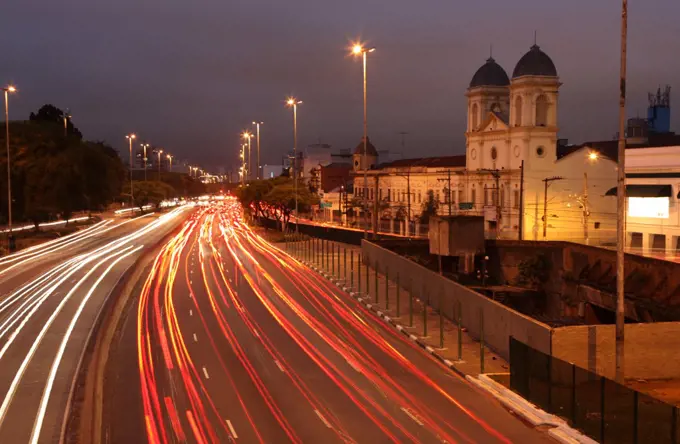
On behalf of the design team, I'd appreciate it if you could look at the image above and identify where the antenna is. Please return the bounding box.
[397,131,409,150]
[534,30,537,46]
[489,44,493,59]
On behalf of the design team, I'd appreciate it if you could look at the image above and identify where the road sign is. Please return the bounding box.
[459,202,474,210]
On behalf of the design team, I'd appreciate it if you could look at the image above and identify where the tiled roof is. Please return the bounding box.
[378,155,466,169]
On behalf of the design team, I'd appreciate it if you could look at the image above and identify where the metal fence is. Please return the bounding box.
[509,337,679,443]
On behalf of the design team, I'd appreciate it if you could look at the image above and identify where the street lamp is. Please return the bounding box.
[125,133,136,208]
[140,143,150,181]
[157,149,164,181]
[166,154,173,174]
[252,121,263,180]
[242,132,253,182]
[351,42,376,238]
[286,97,302,232]
[3,85,16,250]
[63,109,71,137]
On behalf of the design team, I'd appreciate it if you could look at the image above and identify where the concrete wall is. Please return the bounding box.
[362,240,552,359]
[552,322,680,380]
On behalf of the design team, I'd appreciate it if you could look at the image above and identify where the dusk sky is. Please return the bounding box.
[2,0,679,173]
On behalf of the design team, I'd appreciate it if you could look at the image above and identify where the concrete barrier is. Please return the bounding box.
[362,240,552,359]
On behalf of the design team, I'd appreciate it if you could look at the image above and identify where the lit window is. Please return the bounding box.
[628,197,669,219]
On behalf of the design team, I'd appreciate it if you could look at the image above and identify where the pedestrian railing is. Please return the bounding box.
[509,337,679,444]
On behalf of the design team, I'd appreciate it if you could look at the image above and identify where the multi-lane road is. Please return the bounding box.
[102,199,551,443]
[0,207,190,443]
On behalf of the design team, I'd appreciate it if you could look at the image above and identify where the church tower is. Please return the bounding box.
[508,44,561,172]
[466,57,510,133]
[352,136,378,172]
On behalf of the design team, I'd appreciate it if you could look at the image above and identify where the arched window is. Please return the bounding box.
[514,96,523,126]
[470,103,479,130]
[536,95,549,126]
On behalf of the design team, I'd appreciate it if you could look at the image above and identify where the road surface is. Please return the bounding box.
[0,206,190,443]
[103,199,551,443]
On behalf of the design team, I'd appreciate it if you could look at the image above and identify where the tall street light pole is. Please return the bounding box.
[125,133,136,208]
[242,132,253,182]
[352,43,376,239]
[63,109,71,137]
[167,154,173,174]
[141,143,149,181]
[157,149,163,181]
[3,85,16,249]
[286,98,302,232]
[252,121,263,180]
[615,0,628,384]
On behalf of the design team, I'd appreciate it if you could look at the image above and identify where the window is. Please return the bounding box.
[471,103,479,130]
[387,188,391,202]
[536,95,549,126]
[491,147,498,160]
[513,190,520,209]
[458,190,463,204]
[379,189,383,200]
[536,146,545,157]
[370,188,373,200]
[484,186,489,206]
[500,189,505,208]
[514,96,523,126]
[417,190,422,203]
[471,189,476,204]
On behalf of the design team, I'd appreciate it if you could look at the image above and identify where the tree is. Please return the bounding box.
[29,104,82,139]
[262,179,319,230]
[129,181,176,212]
[420,190,439,225]
[515,254,551,291]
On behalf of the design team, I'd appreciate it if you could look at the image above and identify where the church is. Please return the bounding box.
[351,44,618,242]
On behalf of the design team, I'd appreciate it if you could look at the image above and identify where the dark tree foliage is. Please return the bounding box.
[29,104,83,139]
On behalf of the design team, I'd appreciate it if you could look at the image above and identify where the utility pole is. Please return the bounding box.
[583,172,590,244]
[518,160,525,240]
[482,169,502,238]
[615,0,628,384]
[542,176,564,239]
[437,169,453,216]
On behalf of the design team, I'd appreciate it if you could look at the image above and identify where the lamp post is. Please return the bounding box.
[63,109,71,137]
[252,121,263,180]
[157,149,163,181]
[167,154,173,174]
[125,133,136,208]
[3,85,16,249]
[286,98,302,232]
[242,132,253,182]
[352,43,376,238]
[140,143,150,181]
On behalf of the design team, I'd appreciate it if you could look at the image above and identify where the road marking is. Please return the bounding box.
[226,419,238,438]
[202,367,210,379]
[193,333,198,342]
[189,309,193,316]
[314,410,332,428]
[274,360,285,372]
[401,407,424,426]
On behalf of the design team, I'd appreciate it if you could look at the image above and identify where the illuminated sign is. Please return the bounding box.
[628,197,669,219]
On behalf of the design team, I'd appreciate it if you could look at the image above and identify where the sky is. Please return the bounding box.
[2,0,679,173]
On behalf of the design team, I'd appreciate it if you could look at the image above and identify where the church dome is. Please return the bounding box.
[469,57,510,88]
[353,136,378,156]
[512,45,557,78]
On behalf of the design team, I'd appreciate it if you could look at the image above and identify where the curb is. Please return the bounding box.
[466,374,597,444]
[304,260,467,378]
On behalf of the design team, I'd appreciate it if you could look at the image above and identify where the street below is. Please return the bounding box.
[103,199,551,443]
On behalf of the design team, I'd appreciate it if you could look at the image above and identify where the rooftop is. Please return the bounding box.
[378,155,466,169]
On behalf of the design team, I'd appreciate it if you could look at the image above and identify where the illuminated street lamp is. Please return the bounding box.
[242,132,253,182]
[252,121,264,179]
[140,143,150,181]
[286,97,302,232]
[351,42,376,238]
[63,109,71,137]
[3,85,16,249]
[125,133,136,207]
[588,151,599,161]
[157,149,164,181]
[166,154,173,173]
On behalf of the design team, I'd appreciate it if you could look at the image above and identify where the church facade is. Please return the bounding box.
[351,44,618,242]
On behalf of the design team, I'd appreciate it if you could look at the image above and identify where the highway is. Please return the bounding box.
[0,206,191,443]
[103,198,551,443]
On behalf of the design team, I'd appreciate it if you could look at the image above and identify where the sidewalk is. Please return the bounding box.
[283,236,508,377]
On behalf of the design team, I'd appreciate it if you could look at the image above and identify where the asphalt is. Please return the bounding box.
[103,201,553,443]
[0,207,191,443]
